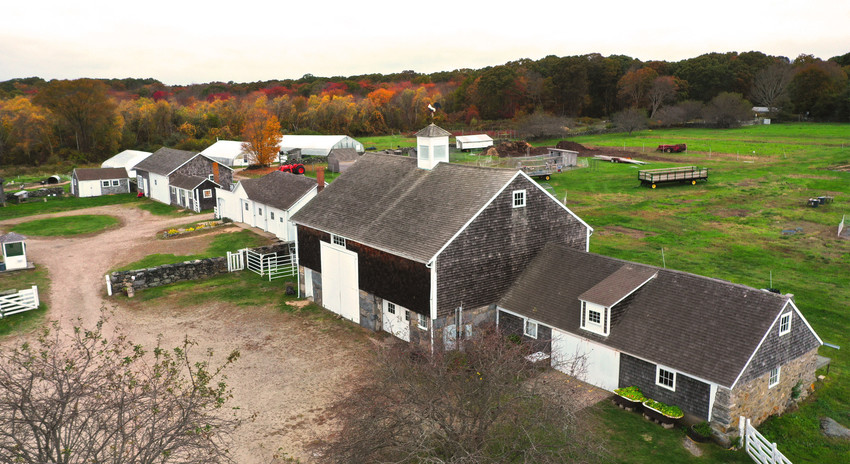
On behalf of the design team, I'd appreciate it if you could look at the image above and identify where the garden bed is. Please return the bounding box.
[161,220,229,238]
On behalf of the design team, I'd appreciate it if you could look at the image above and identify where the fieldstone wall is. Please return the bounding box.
[712,347,819,432]
[109,242,293,294]
[6,187,64,202]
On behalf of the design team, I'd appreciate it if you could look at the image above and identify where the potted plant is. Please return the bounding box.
[686,421,713,443]
[612,386,645,411]
[641,398,684,427]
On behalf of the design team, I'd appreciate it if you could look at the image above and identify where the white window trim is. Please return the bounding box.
[208,174,215,181]
[331,234,346,248]
[656,366,677,391]
[512,189,526,208]
[580,300,608,336]
[101,180,110,188]
[779,312,792,336]
[111,179,120,187]
[768,366,780,388]
[524,319,538,339]
[203,189,212,199]
[386,301,396,315]
[417,313,428,330]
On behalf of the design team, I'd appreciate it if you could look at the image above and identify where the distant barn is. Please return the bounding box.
[327,148,360,173]
[200,140,251,167]
[456,134,494,151]
[101,149,152,178]
[278,135,364,157]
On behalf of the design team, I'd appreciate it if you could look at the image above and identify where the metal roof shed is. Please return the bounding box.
[101,150,152,178]
[200,140,251,167]
[456,134,493,151]
[278,135,364,157]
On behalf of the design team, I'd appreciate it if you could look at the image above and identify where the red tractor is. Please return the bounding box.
[656,143,687,153]
[279,163,306,175]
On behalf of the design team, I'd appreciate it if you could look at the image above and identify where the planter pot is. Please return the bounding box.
[612,393,644,412]
[686,425,712,443]
[642,403,683,428]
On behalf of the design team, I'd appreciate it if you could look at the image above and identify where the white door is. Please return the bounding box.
[551,328,620,391]
[240,199,250,224]
[255,205,267,231]
[382,301,410,342]
[319,241,359,323]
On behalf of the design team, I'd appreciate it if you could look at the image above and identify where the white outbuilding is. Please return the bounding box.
[278,135,364,157]
[455,134,493,151]
[70,168,131,198]
[101,150,152,178]
[200,140,251,167]
[215,171,321,241]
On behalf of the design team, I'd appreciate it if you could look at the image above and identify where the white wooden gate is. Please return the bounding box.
[245,249,297,281]
[0,286,39,318]
[227,249,245,272]
[740,416,792,464]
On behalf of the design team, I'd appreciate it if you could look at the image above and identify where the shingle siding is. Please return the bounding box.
[737,308,821,385]
[619,353,711,420]
[436,176,587,319]
[172,156,232,187]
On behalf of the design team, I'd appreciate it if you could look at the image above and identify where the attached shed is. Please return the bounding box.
[169,174,220,212]
[498,243,822,431]
[0,232,28,271]
[200,140,251,167]
[327,148,360,173]
[101,150,152,178]
[456,134,494,151]
[278,135,364,157]
[71,168,130,198]
[547,148,579,167]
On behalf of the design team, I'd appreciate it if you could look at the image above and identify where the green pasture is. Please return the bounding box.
[113,229,271,271]
[542,123,850,463]
[0,266,50,336]
[0,193,138,220]
[10,214,119,236]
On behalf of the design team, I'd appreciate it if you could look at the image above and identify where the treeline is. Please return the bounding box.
[1,51,849,166]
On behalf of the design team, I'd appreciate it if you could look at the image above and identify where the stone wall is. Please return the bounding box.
[6,187,64,202]
[712,347,819,432]
[110,242,292,293]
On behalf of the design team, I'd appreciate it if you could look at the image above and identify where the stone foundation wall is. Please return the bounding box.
[712,347,819,432]
[110,242,292,293]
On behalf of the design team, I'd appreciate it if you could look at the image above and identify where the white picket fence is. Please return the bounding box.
[740,416,792,464]
[228,248,297,281]
[0,286,40,318]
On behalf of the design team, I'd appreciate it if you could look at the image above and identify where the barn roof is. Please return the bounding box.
[456,134,493,143]
[327,148,359,162]
[0,232,27,243]
[133,148,198,176]
[239,171,316,211]
[499,243,822,387]
[169,174,219,190]
[290,153,518,263]
[416,123,452,137]
[74,167,129,181]
[101,150,152,171]
[200,140,248,162]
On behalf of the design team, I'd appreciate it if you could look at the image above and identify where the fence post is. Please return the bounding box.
[31,285,39,308]
[105,275,112,296]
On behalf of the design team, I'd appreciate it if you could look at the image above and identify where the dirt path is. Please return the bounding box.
[0,204,367,463]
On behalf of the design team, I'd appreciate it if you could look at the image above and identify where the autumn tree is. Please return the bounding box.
[618,67,659,108]
[241,108,281,167]
[323,327,605,464]
[33,78,121,159]
[0,96,54,165]
[0,320,239,464]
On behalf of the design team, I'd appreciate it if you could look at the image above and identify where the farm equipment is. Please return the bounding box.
[638,166,708,188]
[514,152,574,180]
[656,143,687,153]
[279,163,306,175]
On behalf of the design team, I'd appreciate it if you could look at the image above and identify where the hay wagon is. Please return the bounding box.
[638,166,708,188]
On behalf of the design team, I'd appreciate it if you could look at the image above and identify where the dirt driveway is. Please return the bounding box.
[0,204,368,464]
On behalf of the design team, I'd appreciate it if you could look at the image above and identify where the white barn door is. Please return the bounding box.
[551,328,620,391]
[382,301,410,342]
[320,241,359,323]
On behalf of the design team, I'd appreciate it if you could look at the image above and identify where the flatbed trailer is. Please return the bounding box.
[515,154,567,180]
[638,166,708,188]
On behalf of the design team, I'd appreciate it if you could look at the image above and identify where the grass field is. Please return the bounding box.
[0,193,139,220]
[114,229,271,271]
[10,214,119,236]
[546,123,850,463]
[0,266,50,336]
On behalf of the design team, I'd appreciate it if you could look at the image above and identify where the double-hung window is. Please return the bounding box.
[779,312,792,336]
[524,319,538,339]
[656,366,676,391]
[513,189,526,208]
[769,366,780,388]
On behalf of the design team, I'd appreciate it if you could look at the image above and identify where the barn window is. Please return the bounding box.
[203,189,212,199]
[524,319,538,339]
[588,309,601,324]
[656,366,676,391]
[769,366,780,388]
[244,203,249,211]
[270,212,275,220]
[170,187,176,196]
[279,217,284,223]
[779,312,792,335]
[404,310,410,321]
[101,180,110,188]
[417,314,428,330]
[387,302,396,315]
[513,189,526,208]
[111,180,120,187]
[331,234,346,247]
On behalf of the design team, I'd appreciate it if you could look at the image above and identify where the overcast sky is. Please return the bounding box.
[1,0,847,86]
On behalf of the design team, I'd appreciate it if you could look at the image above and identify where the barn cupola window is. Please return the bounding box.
[415,123,451,170]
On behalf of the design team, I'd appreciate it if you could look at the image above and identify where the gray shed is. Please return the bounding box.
[327,148,360,173]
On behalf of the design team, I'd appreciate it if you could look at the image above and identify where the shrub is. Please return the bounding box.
[693,421,713,438]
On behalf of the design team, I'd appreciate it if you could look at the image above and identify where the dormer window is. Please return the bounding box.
[513,190,526,208]
[580,301,608,336]
[779,312,792,336]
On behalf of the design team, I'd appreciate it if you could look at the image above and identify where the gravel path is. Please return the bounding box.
[0,204,367,463]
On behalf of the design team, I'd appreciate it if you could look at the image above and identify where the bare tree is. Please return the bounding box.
[514,111,571,140]
[612,108,648,134]
[647,76,678,119]
[751,63,795,111]
[0,319,240,464]
[703,92,753,128]
[322,326,606,464]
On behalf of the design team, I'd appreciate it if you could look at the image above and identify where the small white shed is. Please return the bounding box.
[0,232,28,271]
[456,134,493,151]
[200,140,251,167]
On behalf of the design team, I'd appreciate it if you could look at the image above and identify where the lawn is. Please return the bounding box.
[10,214,119,236]
[0,193,138,220]
[114,229,271,271]
[535,123,850,463]
[0,266,50,336]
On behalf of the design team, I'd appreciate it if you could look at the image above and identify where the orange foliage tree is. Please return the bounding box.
[241,109,281,166]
